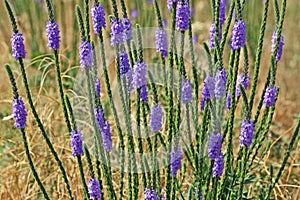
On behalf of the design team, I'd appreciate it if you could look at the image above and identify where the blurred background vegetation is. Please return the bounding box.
[0,0,299,199]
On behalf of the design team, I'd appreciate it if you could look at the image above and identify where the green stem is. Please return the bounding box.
[269,0,287,87]
[220,0,235,53]
[18,58,73,199]
[273,0,280,24]
[203,161,214,199]
[98,30,125,200]
[4,0,18,33]
[217,50,240,199]
[65,95,89,199]
[77,156,89,199]
[142,102,155,188]
[237,148,247,200]
[247,108,270,167]
[84,0,91,42]
[153,0,168,98]
[248,89,279,171]
[187,20,199,132]
[21,129,50,200]
[115,44,137,199]
[265,116,300,200]
[86,70,116,199]
[54,50,72,133]
[166,3,177,199]
[136,91,147,189]
[110,0,119,20]
[248,0,270,113]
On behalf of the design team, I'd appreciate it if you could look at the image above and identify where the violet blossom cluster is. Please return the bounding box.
[208,133,222,160]
[212,154,224,178]
[70,130,84,157]
[11,33,26,60]
[119,51,130,77]
[133,62,147,90]
[88,178,101,199]
[209,23,222,50]
[145,188,159,200]
[46,21,60,50]
[150,104,163,133]
[201,68,227,110]
[176,0,190,31]
[155,28,168,58]
[79,41,93,71]
[94,108,112,152]
[230,20,246,50]
[240,119,255,148]
[181,79,193,104]
[171,147,182,177]
[263,86,277,107]
[271,31,284,62]
[91,4,106,34]
[12,97,27,129]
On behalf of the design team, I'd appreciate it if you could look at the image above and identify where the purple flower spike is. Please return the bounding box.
[12,97,27,129]
[46,21,60,50]
[203,76,215,99]
[95,78,100,97]
[209,23,222,50]
[176,0,190,31]
[119,51,130,77]
[133,62,147,89]
[122,18,133,41]
[79,41,93,71]
[94,108,105,131]
[226,92,231,110]
[150,104,163,132]
[155,28,168,58]
[220,0,226,25]
[271,31,284,62]
[167,0,178,12]
[181,79,193,104]
[145,188,159,200]
[212,154,224,177]
[11,33,26,60]
[208,133,222,160]
[240,119,254,148]
[110,19,126,46]
[230,20,246,50]
[102,122,112,152]
[201,76,215,110]
[214,68,226,98]
[140,85,148,103]
[88,178,101,199]
[70,130,84,157]
[236,73,250,97]
[263,86,277,107]
[200,98,206,111]
[91,4,106,34]
[171,147,182,177]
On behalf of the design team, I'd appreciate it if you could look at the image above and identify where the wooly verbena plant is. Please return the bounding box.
[4,0,300,199]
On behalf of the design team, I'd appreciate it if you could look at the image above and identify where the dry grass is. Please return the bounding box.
[0,0,300,199]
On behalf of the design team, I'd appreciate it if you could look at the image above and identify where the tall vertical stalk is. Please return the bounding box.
[5,65,50,200]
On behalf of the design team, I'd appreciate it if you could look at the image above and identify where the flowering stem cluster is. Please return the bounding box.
[4,0,297,199]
